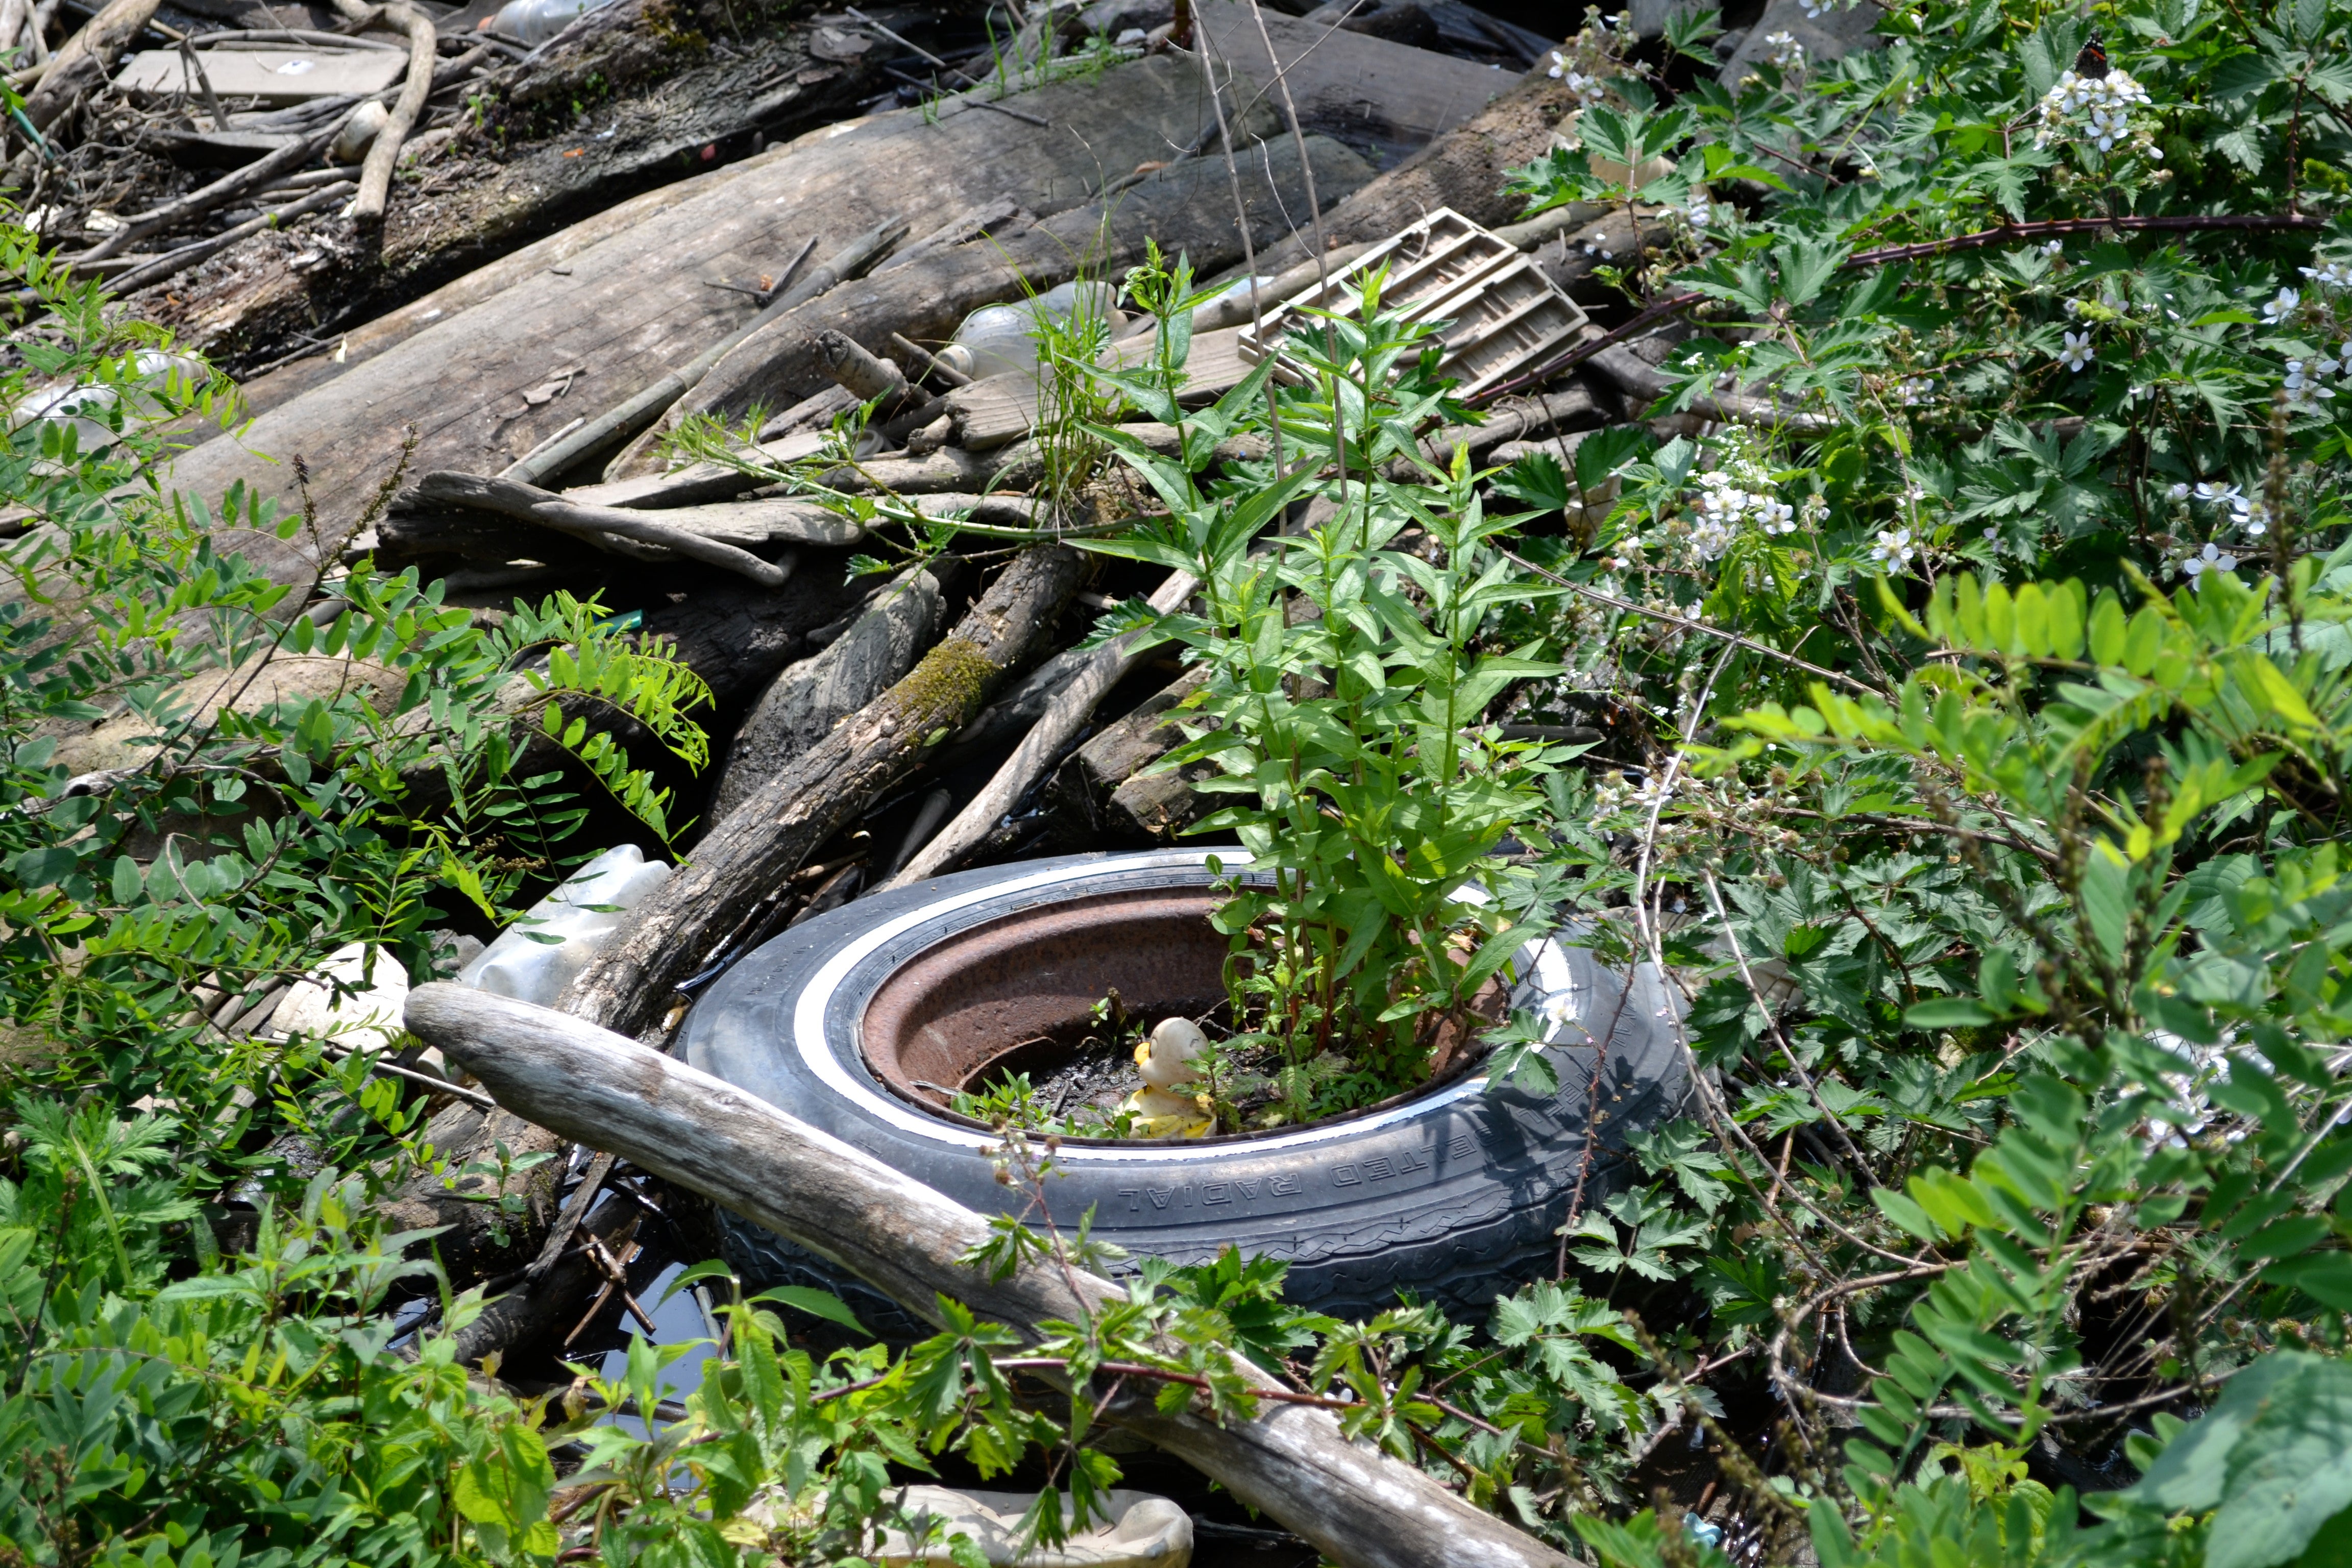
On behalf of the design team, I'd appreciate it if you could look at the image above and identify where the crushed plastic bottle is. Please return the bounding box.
[456,844,671,1008]
[8,349,206,456]
[947,280,1126,382]
[491,0,619,45]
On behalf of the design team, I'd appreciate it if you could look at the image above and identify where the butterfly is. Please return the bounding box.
[2075,36,2110,78]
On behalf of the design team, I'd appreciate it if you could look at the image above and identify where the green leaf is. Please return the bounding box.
[1905,998,1994,1028]
[2128,1352,2352,1568]
[748,1284,869,1336]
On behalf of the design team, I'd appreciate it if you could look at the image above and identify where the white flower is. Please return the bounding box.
[2263,287,2300,324]
[2193,481,2244,508]
[1897,376,1933,405]
[2286,359,2336,407]
[2060,330,2094,373]
[1871,528,1918,570]
[1550,56,1607,104]
[2045,239,2065,256]
[1765,30,1805,67]
[1687,195,1713,228]
[2180,542,2238,587]
[2302,261,2352,291]
[2236,499,2269,537]
[2032,66,2154,159]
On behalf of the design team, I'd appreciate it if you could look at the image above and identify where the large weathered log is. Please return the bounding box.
[664,131,1369,431]
[403,983,1584,1568]
[157,51,1254,553]
[559,545,1091,1038]
[508,223,900,488]
[708,562,950,824]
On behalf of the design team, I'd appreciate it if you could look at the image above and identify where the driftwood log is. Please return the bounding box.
[888,568,1198,888]
[558,544,1090,1039]
[403,984,1584,1568]
[157,52,1272,559]
[708,562,951,823]
[409,472,796,585]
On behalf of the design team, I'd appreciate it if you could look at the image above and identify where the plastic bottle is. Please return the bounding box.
[8,349,207,456]
[456,844,672,1007]
[491,0,618,45]
[947,280,1127,381]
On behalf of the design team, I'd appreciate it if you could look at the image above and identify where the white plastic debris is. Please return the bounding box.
[267,942,410,1050]
[877,1485,1192,1567]
[456,844,671,1007]
[331,100,391,164]
[949,280,1127,381]
[491,0,620,44]
[8,349,206,456]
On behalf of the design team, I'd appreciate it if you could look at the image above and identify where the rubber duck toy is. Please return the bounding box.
[1122,1016,1214,1138]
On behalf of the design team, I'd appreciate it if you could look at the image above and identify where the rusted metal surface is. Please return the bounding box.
[859,888,1227,1108]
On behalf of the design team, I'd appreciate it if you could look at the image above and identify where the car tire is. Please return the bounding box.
[682,851,1687,1329]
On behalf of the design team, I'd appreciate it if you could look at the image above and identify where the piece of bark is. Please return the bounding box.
[559,545,1090,1039]
[668,133,1370,433]
[816,446,1039,497]
[412,471,794,585]
[888,568,1197,887]
[156,52,1267,550]
[403,983,1584,1568]
[1533,209,1678,304]
[1416,385,1602,465]
[18,0,159,134]
[1234,59,1579,281]
[708,562,949,824]
[815,328,912,405]
[1583,341,1831,432]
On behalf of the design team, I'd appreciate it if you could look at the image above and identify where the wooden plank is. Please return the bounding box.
[945,326,1257,451]
[114,44,406,104]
